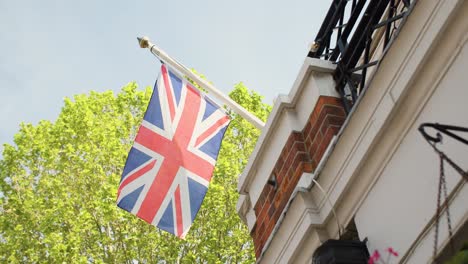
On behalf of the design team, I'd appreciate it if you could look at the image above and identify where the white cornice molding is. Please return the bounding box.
[237,58,335,195]
[257,190,324,264]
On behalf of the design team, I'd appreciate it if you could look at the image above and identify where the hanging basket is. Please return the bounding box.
[312,239,369,264]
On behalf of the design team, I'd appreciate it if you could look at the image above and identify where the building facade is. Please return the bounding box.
[237,0,468,263]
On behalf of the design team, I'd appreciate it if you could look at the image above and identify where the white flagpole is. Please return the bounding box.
[137,36,265,130]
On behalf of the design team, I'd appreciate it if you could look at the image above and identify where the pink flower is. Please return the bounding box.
[368,250,381,264]
[387,247,398,257]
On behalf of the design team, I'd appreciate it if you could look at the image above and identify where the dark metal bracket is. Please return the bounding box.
[419,123,468,182]
[418,123,468,146]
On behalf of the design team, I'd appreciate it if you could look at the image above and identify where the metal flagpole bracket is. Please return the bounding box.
[137,36,265,130]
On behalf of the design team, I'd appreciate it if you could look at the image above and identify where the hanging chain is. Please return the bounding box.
[432,151,458,261]
[432,154,444,260]
[441,157,455,254]
[419,123,468,262]
[438,149,468,181]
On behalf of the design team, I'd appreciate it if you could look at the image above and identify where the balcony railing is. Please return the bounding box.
[308,0,413,112]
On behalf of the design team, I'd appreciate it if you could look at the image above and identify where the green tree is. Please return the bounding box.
[0,81,270,263]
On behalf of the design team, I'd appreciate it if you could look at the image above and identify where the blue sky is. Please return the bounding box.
[0,0,329,148]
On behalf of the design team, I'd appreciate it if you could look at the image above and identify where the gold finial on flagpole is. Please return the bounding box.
[137,36,150,49]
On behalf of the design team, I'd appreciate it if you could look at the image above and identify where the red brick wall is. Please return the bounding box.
[251,96,346,258]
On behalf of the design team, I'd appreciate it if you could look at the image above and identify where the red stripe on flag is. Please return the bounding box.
[137,125,214,179]
[161,65,176,121]
[195,115,230,147]
[180,152,215,181]
[174,186,183,237]
[136,125,172,151]
[118,160,156,196]
[136,157,179,224]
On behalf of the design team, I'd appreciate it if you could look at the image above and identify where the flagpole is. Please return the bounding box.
[137,36,265,130]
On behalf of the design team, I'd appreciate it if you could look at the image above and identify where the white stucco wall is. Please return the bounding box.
[351,0,468,261]
[355,33,468,262]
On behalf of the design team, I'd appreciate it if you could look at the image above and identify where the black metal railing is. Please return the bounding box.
[309,0,412,112]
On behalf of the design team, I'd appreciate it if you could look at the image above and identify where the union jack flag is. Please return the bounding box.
[117,64,230,238]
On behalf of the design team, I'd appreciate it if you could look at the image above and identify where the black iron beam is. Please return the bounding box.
[329,0,368,61]
[339,0,390,71]
[375,12,405,30]
[308,0,348,58]
[348,60,378,72]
